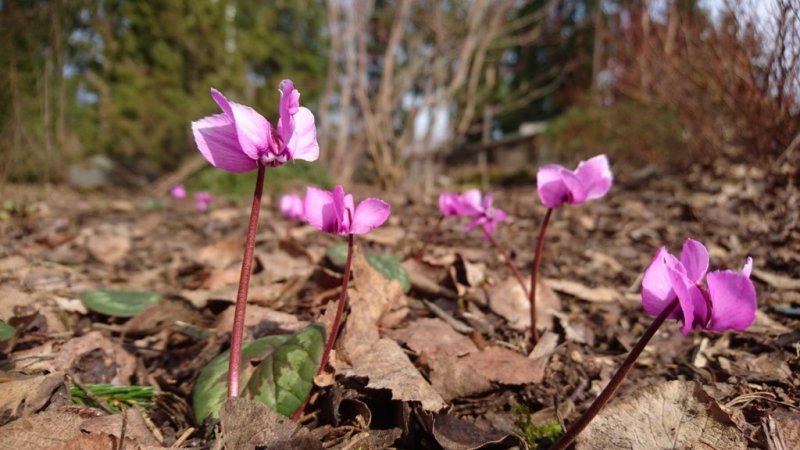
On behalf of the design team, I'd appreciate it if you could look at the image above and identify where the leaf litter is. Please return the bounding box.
[0,162,798,448]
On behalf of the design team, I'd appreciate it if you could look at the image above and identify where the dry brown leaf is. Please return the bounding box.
[256,249,315,283]
[487,277,560,331]
[0,411,85,450]
[195,238,243,269]
[752,269,800,290]
[80,408,161,447]
[0,372,69,426]
[577,381,747,450]
[125,297,208,336]
[86,231,131,265]
[461,346,546,385]
[342,338,446,411]
[219,397,321,449]
[49,331,136,384]
[767,409,800,449]
[390,318,477,357]
[423,412,528,450]
[361,225,405,246]
[215,304,305,335]
[543,278,619,303]
[428,350,493,402]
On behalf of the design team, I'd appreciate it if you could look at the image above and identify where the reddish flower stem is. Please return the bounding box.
[528,207,553,347]
[227,166,265,398]
[487,233,529,298]
[548,298,679,450]
[415,215,445,260]
[317,232,354,376]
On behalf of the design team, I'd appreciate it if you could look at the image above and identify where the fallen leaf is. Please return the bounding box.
[767,409,800,449]
[80,408,161,447]
[752,269,800,290]
[49,331,136,385]
[390,318,477,357]
[86,231,131,265]
[195,238,243,269]
[422,412,528,450]
[577,381,747,450]
[488,278,560,331]
[428,350,493,401]
[0,372,69,426]
[0,411,85,449]
[462,346,546,385]
[544,278,619,303]
[361,225,405,246]
[219,398,322,449]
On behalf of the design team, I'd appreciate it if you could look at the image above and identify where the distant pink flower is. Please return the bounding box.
[642,238,756,334]
[195,192,215,211]
[303,185,390,235]
[170,184,187,199]
[191,80,319,172]
[439,192,464,216]
[280,193,304,221]
[458,190,507,239]
[537,154,613,208]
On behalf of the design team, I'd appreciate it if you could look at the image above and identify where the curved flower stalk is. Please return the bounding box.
[190,80,319,399]
[303,185,390,372]
[549,239,757,450]
[529,154,613,346]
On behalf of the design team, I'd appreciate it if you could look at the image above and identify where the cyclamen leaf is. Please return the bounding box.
[81,290,161,317]
[326,244,411,293]
[0,320,15,340]
[245,323,325,416]
[192,324,324,423]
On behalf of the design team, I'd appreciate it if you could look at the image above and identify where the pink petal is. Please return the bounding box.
[706,270,757,332]
[192,114,258,173]
[350,198,391,234]
[667,267,708,334]
[303,187,336,233]
[459,189,483,215]
[438,193,461,216]
[284,107,320,162]
[641,248,683,320]
[574,154,613,201]
[278,80,300,143]
[537,165,586,207]
[280,194,303,220]
[741,257,753,278]
[213,90,271,161]
[680,238,709,284]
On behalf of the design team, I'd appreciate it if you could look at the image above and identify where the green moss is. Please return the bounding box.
[512,404,562,449]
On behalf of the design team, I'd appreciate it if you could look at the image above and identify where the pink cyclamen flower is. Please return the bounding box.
[642,238,756,334]
[194,192,215,211]
[280,193,304,221]
[170,184,187,199]
[303,185,390,235]
[457,189,508,238]
[537,154,613,208]
[439,192,464,217]
[191,80,319,172]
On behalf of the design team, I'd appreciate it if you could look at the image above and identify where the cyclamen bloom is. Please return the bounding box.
[192,80,319,172]
[458,190,508,238]
[439,192,465,216]
[195,192,215,211]
[537,154,613,208]
[642,238,756,334]
[170,184,187,199]
[303,185,390,235]
[280,193,304,221]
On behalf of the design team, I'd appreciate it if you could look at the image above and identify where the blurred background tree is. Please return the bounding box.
[1,0,797,187]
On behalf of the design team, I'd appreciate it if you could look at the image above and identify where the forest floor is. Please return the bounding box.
[0,159,798,449]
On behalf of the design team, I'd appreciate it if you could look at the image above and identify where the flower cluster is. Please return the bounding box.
[438,189,507,239]
[170,184,215,211]
[642,238,756,334]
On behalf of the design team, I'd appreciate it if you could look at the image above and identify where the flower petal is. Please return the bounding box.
[218,94,271,160]
[278,79,300,143]
[304,187,339,234]
[350,198,391,234]
[741,257,753,278]
[458,189,483,215]
[641,248,682,320]
[667,267,708,334]
[439,192,461,216]
[280,193,304,220]
[680,238,709,283]
[284,107,320,162]
[192,114,258,172]
[574,154,613,201]
[537,165,586,207]
[706,270,757,332]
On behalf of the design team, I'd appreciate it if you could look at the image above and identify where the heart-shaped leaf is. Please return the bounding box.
[245,323,325,416]
[81,290,161,317]
[193,323,325,422]
[326,244,411,292]
[0,320,15,340]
